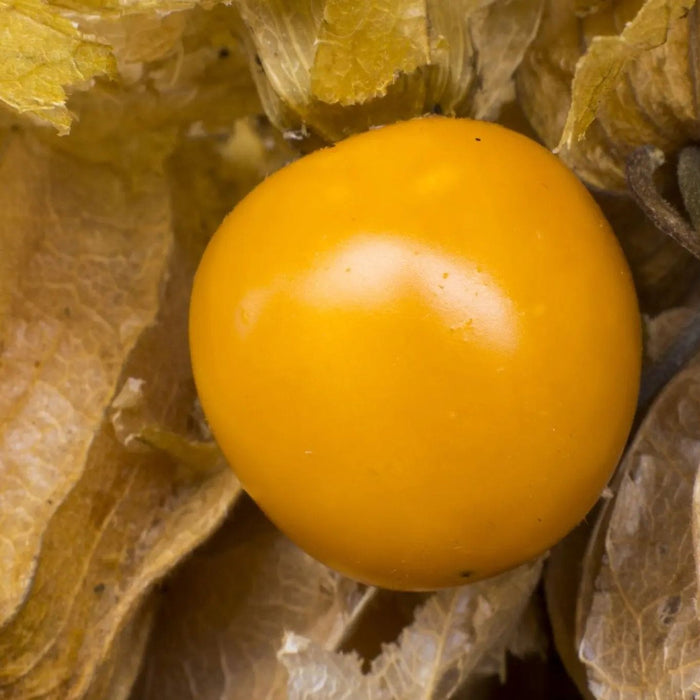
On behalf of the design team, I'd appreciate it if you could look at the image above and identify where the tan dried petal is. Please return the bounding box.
[82,601,154,700]
[520,0,700,190]
[515,0,581,149]
[236,0,542,141]
[577,354,700,698]
[0,132,170,629]
[280,560,543,700]
[133,500,373,700]
[0,125,241,698]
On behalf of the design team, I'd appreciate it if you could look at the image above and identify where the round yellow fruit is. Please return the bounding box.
[189,117,641,590]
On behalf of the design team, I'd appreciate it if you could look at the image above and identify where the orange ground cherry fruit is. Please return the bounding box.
[189,117,641,591]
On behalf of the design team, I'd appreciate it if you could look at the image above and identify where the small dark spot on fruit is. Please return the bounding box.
[537,517,543,522]
[218,47,230,59]
[475,137,481,142]
[93,583,105,594]
[459,570,474,579]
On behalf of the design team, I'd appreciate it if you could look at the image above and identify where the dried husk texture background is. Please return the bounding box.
[1,1,700,698]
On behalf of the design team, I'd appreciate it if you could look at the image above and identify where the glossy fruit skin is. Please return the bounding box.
[189,117,641,591]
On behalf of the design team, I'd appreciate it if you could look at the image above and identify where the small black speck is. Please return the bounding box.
[475,137,482,142]
[93,583,105,594]
[47,499,53,505]
[459,570,474,579]
[537,517,543,522]
[64,307,71,317]
[431,103,443,115]
[254,54,262,67]
[218,47,230,59]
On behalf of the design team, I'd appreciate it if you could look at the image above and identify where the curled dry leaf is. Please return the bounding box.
[518,0,700,191]
[235,0,543,142]
[132,498,375,700]
[576,350,700,697]
[0,118,242,697]
[0,130,170,629]
[82,601,154,700]
[280,560,543,700]
[0,0,116,133]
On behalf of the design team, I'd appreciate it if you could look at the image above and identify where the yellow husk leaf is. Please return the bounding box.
[518,0,700,190]
[0,0,116,134]
[235,0,543,141]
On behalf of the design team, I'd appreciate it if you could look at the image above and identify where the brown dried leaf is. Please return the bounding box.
[235,0,543,142]
[132,498,374,700]
[280,560,543,700]
[0,131,170,630]
[519,0,700,190]
[0,119,242,698]
[82,601,154,700]
[516,0,581,150]
[577,352,700,697]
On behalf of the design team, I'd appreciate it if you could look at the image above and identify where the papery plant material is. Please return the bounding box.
[81,4,261,134]
[0,119,241,698]
[594,191,699,314]
[279,560,543,700]
[576,349,700,698]
[235,0,543,142]
[82,602,154,700]
[518,0,700,191]
[0,0,115,133]
[0,130,170,629]
[132,498,375,700]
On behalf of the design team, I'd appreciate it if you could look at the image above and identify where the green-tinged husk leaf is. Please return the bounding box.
[0,0,116,133]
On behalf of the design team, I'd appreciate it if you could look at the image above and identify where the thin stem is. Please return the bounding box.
[626,145,700,259]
